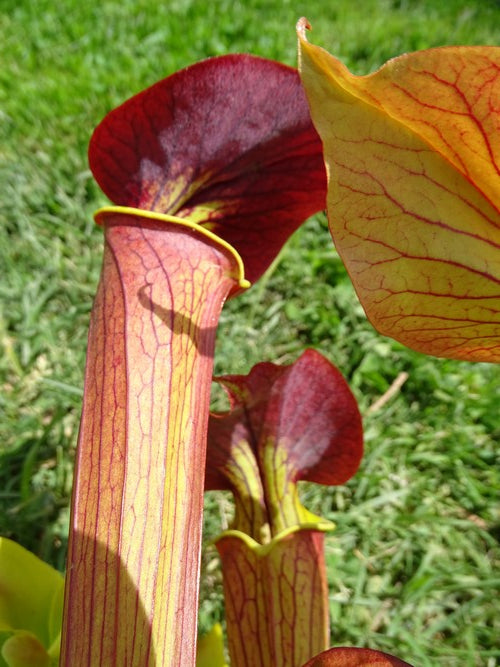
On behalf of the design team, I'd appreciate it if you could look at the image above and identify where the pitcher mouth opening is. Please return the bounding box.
[94,205,251,292]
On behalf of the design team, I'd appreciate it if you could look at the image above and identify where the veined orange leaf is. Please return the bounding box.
[298,20,500,362]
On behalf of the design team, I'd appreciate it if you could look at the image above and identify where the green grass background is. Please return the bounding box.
[1,0,499,665]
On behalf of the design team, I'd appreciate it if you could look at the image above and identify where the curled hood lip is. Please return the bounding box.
[94,206,251,292]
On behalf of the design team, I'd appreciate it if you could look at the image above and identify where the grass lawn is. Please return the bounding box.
[1,0,499,664]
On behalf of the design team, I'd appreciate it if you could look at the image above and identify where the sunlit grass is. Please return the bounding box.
[1,0,499,663]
